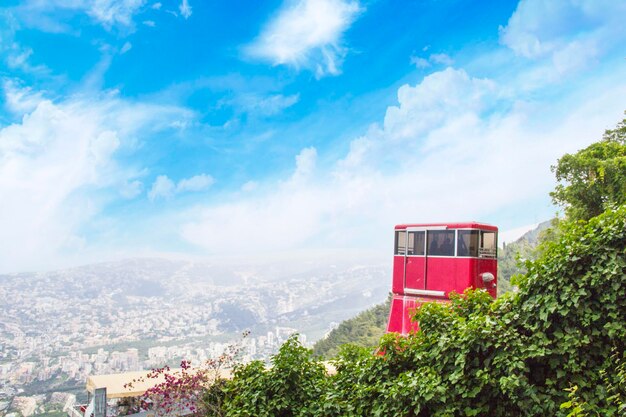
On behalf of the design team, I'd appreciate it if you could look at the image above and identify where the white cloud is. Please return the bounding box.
[383,68,496,140]
[179,67,626,256]
[430,53,453,66]
[228,93,300,116]
[499,0,626,73]
[149,173,215,201]
[143,20,156,27]
[3,80,45,114]
[410,52,454,69]
[120,180,143,199]
[177,174,214,192]
[120,41,133,54]
[179,0,192,19]
[181,149,325,253]
[246,0,361,77]
[14,0,147,31]
[410,56,430,69]
[0,16,51,76]
[87,0,146,28]
[148,175,176,201]
[152,2,162,10]
[290,147,317,183]
[0,84,192,272]
[241,181,258,192]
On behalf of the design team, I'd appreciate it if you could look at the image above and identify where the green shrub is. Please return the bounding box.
[222,336,328,417]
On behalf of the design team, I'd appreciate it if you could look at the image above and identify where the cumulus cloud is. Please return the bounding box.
[290,147,317,183]
[0,83,192,272]
[181,148,325,253]
[246,0,361,77]
[120,180,143,199]
[148,175,176,201]
[177,174,215,192]
[384,68,496,141]
[179,67,626,256]
[149,173,214,201]
[499,0,626,74]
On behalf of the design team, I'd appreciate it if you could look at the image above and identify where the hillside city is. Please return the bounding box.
[0,259,388,417]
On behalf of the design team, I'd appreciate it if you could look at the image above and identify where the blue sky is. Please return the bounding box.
[1,0,625,273]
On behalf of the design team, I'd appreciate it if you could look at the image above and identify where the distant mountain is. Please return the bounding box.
[498,220,553,294]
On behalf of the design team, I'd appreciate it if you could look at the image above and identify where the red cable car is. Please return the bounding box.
[386,222,498,334]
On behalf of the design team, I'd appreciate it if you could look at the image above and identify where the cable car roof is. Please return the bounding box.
[394,222,498,231]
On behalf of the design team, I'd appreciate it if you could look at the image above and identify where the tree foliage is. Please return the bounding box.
[550,114,626,221]
[220,336,328,417]
[205,205,626,416]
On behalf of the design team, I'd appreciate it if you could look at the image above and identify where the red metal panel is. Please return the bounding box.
[392,256,405,294]
[405,256,426,290]
[424,257,460,294]
[386,296,404,333]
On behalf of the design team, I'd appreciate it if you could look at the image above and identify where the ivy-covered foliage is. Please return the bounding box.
[207,205,626,416]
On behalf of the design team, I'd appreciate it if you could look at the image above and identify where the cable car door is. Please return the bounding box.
[404,229,426,291]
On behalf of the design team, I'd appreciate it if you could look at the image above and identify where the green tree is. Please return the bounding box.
[550,114,626,221]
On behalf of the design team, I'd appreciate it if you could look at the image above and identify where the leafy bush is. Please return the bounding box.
[222,336,328,417]
[205,205,626,416]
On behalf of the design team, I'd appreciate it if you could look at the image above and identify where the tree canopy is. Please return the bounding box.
[550,114,626,221]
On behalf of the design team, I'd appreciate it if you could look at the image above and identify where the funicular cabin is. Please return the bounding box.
[387,222,498,335]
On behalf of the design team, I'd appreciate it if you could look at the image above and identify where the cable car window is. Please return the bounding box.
[479,231,497,258]
[407,231,425,255]
[457,230,479,257]
[395,231,407,255]
[427,230,455,256]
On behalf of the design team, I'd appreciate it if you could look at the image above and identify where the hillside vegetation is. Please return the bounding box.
[211,206,626,416]
[312,297,391,358]
[497,219,551,294]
